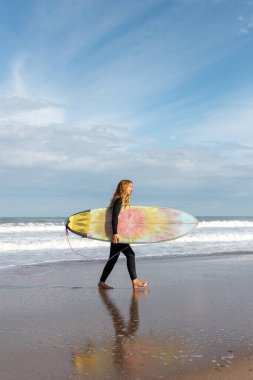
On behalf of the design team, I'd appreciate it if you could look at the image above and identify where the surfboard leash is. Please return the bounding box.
[65,226,93,261]
[65,226,130,263]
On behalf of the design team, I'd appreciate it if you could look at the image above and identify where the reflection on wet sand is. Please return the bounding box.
[72,290,183,379]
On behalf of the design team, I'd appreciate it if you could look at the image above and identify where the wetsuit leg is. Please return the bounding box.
[121,245,137,281]
[100,243,137,282]
[100,243,121,282]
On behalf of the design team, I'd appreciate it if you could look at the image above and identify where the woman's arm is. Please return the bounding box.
[112,198,122,243]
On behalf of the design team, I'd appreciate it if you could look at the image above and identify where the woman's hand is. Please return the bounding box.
[112,234,119,244]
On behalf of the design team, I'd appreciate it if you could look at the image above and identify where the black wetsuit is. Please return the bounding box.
[100,198,137,282]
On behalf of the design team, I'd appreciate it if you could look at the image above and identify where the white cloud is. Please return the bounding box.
[0,55,66,128]
[237,13,253,35]
[1,150,67,168]
[11,57,26,96]
[0,97,65,127]
[184,88,253,146]
[240,28,249,34]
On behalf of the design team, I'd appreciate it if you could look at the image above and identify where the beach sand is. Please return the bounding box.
[1,254,253,379]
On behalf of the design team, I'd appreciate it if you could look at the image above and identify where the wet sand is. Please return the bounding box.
[1,254,253,379]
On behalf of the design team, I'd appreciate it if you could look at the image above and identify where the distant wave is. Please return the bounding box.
[0,223,63,233]
[0,236,108,252]
[198,220,253,228]
[1,219,253,233]
[180,232,253,242]
[0,232,252,252]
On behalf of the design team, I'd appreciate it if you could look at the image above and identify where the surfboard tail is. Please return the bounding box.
[65,211,91,238]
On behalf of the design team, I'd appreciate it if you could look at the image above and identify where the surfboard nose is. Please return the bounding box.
[177,212,199,225]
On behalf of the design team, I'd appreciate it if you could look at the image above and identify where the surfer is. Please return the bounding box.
[98,180,151,289]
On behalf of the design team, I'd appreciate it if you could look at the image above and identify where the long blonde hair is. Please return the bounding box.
[109,180,133,208]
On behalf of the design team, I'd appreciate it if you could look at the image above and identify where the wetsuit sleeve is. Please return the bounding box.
[112,198,122,234]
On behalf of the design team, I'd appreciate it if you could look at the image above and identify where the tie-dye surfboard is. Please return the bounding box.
[65,206,198,244]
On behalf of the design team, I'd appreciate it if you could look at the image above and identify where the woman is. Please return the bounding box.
[98,180,151,289]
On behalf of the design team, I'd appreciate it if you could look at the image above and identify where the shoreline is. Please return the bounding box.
[1,249,253,273]
[1,254,253,379]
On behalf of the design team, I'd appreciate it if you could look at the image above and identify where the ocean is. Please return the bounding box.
[0,216,253,269]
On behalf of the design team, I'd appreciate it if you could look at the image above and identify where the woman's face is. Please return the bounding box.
[126,182,133,196]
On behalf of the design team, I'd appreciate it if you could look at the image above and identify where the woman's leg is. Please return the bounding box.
[99,243,121,283]
[123,245,151,289]
[121,245,137,281]
[99,243,151,289]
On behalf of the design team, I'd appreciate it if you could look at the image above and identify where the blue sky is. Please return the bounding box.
[0,0,253,216]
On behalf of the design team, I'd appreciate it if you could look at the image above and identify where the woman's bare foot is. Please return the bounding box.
[132,279,151,289]
[98,281,113,289]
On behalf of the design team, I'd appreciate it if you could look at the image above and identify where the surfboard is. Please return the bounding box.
[65,206,198,244]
